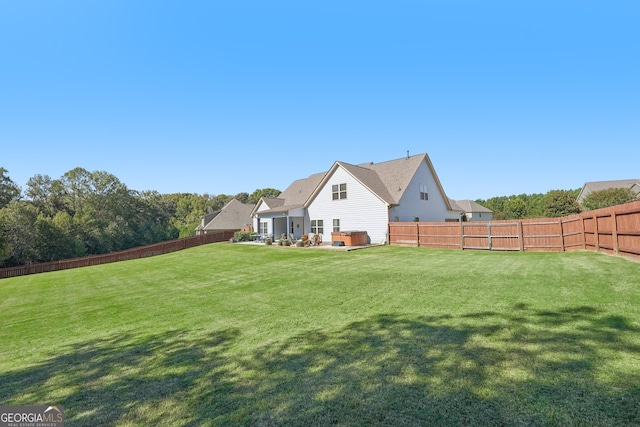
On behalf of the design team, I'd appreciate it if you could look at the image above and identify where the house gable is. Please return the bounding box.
[307,165,390,244]
[305,161,392,208]
[252,197,285,216]
[389,158,460,222]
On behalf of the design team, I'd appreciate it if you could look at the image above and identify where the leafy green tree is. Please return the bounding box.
[543,190,582,217]
[55,168,140,254]
[0,167,21,208]
[59,167,93,215]
[508,196,528,219]
[525,193,547,218]
[26,174,66,217]
[0,200,39,265]
[234,192,249,204]
[84,170,137,252]
[477,189,581,219]
[133,191,179,244]
[581,187,637,211]
[34,213,85,261]
[0,217,9,264]
[51,211,86,258]
[168,193,209,238]
[249,188,281,204]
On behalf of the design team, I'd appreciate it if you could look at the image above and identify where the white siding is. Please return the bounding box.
[390,162,460,222]
[253,201,275,236]
[307,167,390,244]
[466,211,493,222]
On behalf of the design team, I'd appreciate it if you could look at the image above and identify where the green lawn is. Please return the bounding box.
[1,244,639,426]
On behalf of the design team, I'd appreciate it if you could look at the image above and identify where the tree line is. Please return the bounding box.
[0,167,280,268]
[475,187,637,220]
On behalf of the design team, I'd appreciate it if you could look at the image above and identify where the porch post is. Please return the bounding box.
[286,213,291,238]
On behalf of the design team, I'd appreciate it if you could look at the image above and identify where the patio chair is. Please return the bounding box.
[312,233,322,246]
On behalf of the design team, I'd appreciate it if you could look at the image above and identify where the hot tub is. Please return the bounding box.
[331,231,368,246]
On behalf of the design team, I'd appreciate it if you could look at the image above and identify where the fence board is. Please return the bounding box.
[418,223,462,248]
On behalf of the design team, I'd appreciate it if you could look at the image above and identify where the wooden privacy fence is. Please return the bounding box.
[389,200,640,261]
[0,230,236,279]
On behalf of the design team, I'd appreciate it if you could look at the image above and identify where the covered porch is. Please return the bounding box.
[254,206,307,241]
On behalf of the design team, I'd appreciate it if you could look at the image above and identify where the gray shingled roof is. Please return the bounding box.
[255,172,326,215]
[195,211,220,231]
[339,162,396,204]
[356,154,429,205]
[278,172,326,206]
[452,199,493,213]
[259,153,454,214]
[584,179,639,192]
[200,199,255,231]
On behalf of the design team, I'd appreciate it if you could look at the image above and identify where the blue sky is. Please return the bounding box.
[1,1,638,200]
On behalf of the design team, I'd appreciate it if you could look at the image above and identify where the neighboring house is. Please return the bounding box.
[576,179,640,205]
[195,199,255,235]
[252,153,462,245]
[450,199,493,222]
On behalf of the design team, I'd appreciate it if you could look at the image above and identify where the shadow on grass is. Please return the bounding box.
[1,305,639,426]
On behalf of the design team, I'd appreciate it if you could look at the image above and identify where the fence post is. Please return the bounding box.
[416,222,420,247]
[559,218,565,252]
[518,221,524,252]
[593,213,600,252]
[612,210,619,254]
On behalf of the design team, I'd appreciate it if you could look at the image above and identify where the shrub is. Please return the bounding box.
[234,231,257,242]
[581,187,637,211]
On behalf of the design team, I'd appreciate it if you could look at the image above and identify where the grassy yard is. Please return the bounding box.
[1,244,639,426]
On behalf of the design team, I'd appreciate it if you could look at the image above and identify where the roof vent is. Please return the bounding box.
[407,150,410,159]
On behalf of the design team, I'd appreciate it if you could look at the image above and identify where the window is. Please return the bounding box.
[414,217,420,222]
[332,183,347,200]
[260,222,268,235]
[420,184,428,200]
[394,216,399,222]
[311,219,324,234]
[333,219,340,232]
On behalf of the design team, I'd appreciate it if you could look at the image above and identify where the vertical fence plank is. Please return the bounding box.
[518,221,524,252]
[612,210,619,254]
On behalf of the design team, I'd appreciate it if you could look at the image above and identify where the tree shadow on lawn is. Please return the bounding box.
[1,305,639,426]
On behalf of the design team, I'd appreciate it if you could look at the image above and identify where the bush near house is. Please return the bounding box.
[233,231,257,242]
